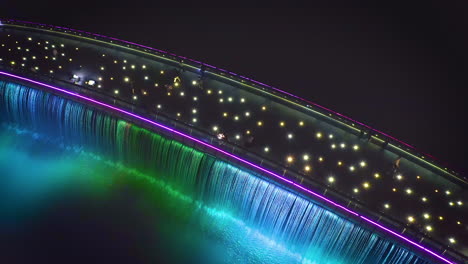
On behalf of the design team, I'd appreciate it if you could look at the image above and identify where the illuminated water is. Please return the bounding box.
[0,81,431,263]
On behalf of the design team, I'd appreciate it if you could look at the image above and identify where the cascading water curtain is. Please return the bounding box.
[0,80,432,264]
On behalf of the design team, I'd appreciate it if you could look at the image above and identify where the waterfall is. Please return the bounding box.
[0,80,431,264]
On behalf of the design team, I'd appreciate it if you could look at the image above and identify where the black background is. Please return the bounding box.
[2,1,467,174]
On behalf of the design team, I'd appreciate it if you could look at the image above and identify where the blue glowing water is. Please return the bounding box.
[0,80,431,263]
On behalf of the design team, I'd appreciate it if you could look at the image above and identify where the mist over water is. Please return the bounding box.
[0,126,306,264]
[0,81,431,264]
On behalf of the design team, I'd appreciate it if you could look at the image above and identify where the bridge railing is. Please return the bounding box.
[1,18,465,185]
[0,65,465,264]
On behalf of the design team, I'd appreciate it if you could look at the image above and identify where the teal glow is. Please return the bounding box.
[0,80,432,264]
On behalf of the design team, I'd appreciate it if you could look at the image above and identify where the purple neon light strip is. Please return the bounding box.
[0,71,455,264]
[1,19,443,163]
[360,216,455,264]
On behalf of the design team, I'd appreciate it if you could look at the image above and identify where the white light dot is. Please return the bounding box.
[212,126,218,131]
[303,154,309,161]
[287,133,293,139]
[264,147,269,152]
[316,132,322,139]
[449,238,456,244]
[328,177,335,183]
[407,216,415,223]
[384,203,390,209]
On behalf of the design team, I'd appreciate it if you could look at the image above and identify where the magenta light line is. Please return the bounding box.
[360,216,455,264]
[6,18,441,163]
[0,71,456,264]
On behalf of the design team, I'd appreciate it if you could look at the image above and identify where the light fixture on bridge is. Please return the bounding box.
[87,79,95,86]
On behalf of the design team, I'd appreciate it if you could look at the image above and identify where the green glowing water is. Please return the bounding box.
[0,80,431,264]
[0,125,309,264]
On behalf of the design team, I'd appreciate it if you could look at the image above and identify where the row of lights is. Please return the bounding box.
[5,34,466,248]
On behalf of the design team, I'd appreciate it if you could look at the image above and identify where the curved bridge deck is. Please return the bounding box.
[0,19,466,263]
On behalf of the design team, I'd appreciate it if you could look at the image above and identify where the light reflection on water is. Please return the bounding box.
[0,125,313,264]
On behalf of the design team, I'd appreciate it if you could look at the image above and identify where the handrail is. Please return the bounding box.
[0,67,465,263]
[0,18,465,184]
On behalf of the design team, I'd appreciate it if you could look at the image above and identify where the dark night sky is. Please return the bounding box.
[2,1,467,175]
